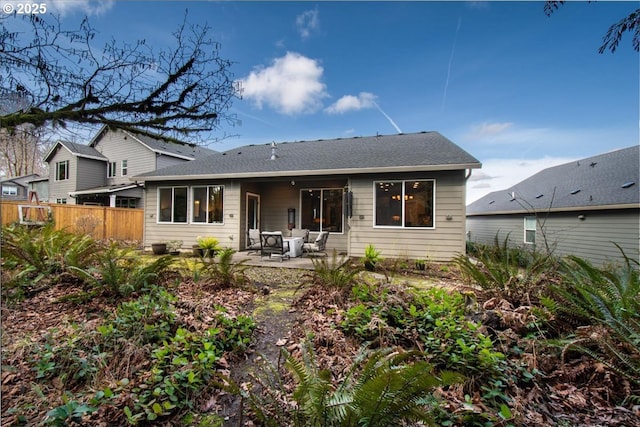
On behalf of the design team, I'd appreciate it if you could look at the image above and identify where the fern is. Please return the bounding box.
[311,249,359,290]
[277,340,462,427]
[555,246,640,388]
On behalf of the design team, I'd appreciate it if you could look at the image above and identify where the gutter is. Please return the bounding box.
[132,162,482,183]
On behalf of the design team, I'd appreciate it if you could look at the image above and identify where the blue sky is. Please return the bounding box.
[6,0,639,202]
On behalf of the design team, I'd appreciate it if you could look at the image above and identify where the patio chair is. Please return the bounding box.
[291,228,310,243]
[247,228,261,254]
[260,231,290,262]
[302,231,329,257]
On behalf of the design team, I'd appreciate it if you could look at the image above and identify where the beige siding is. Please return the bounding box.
[349,170,468,261]
[466,209,640,266]
[143,180,241,251]
[141,170,471,262]
[93,128,157,186]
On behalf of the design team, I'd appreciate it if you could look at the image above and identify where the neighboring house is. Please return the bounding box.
[27,176,49,202]
[466,145,640,266]
[0,173,40,200]
[43,126,215,207]
[133,131,482,261]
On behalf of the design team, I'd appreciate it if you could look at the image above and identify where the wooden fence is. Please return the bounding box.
[0,200,144,241]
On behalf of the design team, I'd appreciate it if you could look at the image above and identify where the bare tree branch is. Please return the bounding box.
[0,11,241,142]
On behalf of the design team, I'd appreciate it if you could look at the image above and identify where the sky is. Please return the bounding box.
[3,0,639,203]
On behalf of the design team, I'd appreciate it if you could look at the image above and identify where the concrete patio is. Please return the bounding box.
[231,250,328,270]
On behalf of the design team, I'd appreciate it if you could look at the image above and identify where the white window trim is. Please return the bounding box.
[121,159,128,176]
[2,185,18,196]
[191,185,225,225]
[55,160,69,181]
[157,186,189,224]
[373,179,436,229]
[524,216,536,245]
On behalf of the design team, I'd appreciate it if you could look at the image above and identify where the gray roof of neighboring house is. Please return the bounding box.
[134,131,481,181]
[0,173,40,187]
[126,131,217,160]
[44,140,107,163]
[467,145,640,215]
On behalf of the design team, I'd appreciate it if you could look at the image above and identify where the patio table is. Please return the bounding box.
[283,237,304,258]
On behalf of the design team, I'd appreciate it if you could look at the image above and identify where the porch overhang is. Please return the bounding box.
[69,183,141,197]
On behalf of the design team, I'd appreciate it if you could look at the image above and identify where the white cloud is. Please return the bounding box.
[48,0,115,16]
[296,8,320,39]
[325,92,377,114]
[239,52,328,115]
[466,156,577,204]
[466,121,514,139]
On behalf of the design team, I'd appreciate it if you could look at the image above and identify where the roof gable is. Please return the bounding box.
[135,131,481,181]
[467,145,640,214]
[44,140,108,163]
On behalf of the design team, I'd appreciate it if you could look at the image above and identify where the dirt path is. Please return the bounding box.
[219,277,305,426]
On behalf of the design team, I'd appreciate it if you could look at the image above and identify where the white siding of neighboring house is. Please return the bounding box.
[47,147,77,203]
[466,209,640,266]
[92,129,157,186]
[348,170,469,262]
[143,180,241,251]
[48,148,105,204]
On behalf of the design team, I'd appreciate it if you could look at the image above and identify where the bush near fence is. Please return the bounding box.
[0,200,143,242]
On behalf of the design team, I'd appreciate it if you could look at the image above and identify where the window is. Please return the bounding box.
[192,185,224,223]
[121,160,128,176]
[108,162,117,178]
[2,185,17,196]
[116,198,136,208]
[56,198,67,204]
[55,160,69,181]
[374,180,434,228]
[524,216,536,244]
[301,188,343,232]
[158,187,188,223]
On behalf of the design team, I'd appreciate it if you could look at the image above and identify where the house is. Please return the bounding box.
[133,131,482,261]
[27,176,49,202]
[0,173,40,200]
[466,145,640,266]
[43,126,215,207]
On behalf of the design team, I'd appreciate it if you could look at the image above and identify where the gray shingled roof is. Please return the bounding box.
[44,140,107,163]
[135,131,481,181]
[467,145,640,215]
[126,131,216,160]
